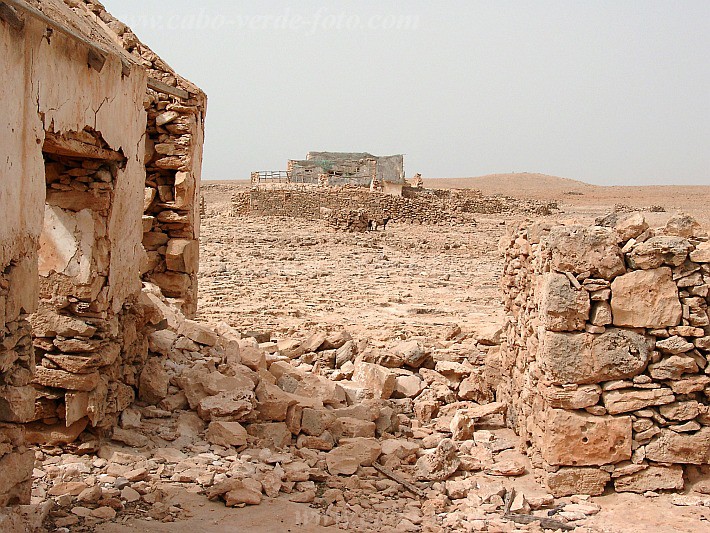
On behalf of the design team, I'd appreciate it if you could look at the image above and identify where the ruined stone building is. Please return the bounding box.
[0,0,205,506]
[254,152,406,196]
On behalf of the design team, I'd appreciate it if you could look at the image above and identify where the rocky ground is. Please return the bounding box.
[4,176,710,532]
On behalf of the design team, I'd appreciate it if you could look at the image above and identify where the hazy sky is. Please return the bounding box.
[104,1,709,185]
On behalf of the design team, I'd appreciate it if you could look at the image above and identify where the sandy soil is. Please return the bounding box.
[155,174,710,533]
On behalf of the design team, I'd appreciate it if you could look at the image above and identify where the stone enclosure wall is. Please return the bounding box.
[500,212,710,496]
[232,187,557,226]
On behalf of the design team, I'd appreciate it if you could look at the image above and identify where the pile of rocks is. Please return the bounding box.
[500,212,710,496]
[10,281,615,532]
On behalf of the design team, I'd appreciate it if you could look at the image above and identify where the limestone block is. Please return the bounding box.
[540,272,590,331]
[392,339,428,368]
[602,388,675,415]
[648,355,698,380]
[179,319,218,346]
[300,408,337,436]
[173,172,194,209]
[614,465,684,493]
[610,268,681,328]
[151,272,191,298]
[539,329,649,385]
[255,382,297,421]
[0,386,35,423]
[0,450,34,506]
[33,367,100,392]
[246,423,291,449]
[206,421,247,447]
[544,467,610,497]
[547,225,626,280]
[663,213,705,238]
[138,358,169,404]
[628,236,692,269]
[614,212,649,242]
[165,239,198,274]
[659,401,700,421]
[589,301,612,326]
[645,427,710,464]
[655,336,694,354]
[539,384,601,409]
[416,438,460,481]
[352,361,397,399]
[542,410,631,466]
[6,258,38,319]
[690,242,710,263]
[197,391,255,422]
[326,437,381,475]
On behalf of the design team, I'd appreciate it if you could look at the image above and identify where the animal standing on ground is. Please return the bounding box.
[368,216,391,231]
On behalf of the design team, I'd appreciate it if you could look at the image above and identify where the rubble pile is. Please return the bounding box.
[500,212,710,496]
[10,283,619,531]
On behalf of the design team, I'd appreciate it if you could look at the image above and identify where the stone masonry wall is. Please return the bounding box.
[232,187,556,225]
[70,1,207,317]
[499,212,710,497]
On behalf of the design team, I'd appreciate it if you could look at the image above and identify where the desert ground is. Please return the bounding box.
[160,174,708,533]
[38,174,710,533]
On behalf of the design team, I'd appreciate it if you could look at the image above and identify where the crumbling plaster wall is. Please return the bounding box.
[0,12,147,506]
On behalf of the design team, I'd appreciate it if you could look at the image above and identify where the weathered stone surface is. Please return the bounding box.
[610,268,681,328]
[540,273,590,331]
[138,358,169,404]
[648,355,698,380]
[542,410,631,466]
[165,239,198,274]
[206,421,248,447]
[197,391,255,422]
[614,212,649,242]
[589,301,612,327]
[614,465,684,493]
[24,419,88,445]
[33,367,100,391]
[628,236,692,269]
[540,384,601,410]
[0,450,34,506]
[246,422,292,449]
[352,361,396,399]
[179,319,218,346]
[645,427,710,464]
[416,438,460,481]
[392,340,428,368]
[450,411,475,441]
[659,401,700,421]
[547,225,626,280]
[539,329,649,385]
[326,438,381,475]
[690,241,710,263]
[255,382,297,422]
[394,374,424,398]
[603,388,675,415]
[655,336,694,354]
[663,213,704,238]
[0,386,35,423]
[545,467,610,497]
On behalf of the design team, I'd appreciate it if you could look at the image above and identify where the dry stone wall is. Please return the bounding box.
[232,187,556,225]
[500,212,710,496]
[75,0,208,317]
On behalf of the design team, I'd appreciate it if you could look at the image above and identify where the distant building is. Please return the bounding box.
[253,152,405,196]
